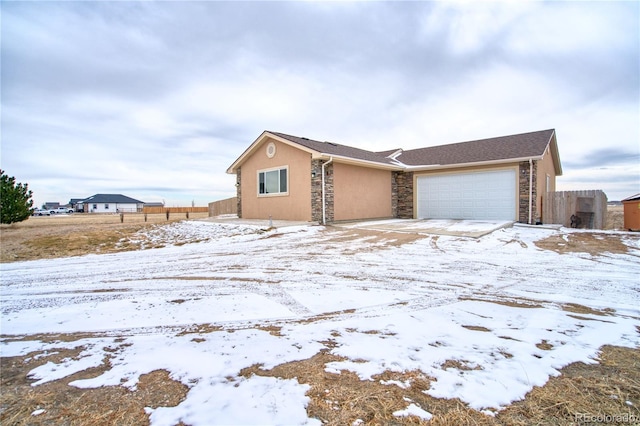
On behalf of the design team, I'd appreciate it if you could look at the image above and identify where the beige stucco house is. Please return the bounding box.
[226,129,562,224]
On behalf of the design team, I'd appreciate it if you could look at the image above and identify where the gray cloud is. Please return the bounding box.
[564,148,640,169]
[1,1,638,205]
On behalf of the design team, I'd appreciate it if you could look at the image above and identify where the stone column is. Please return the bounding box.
[311,160,323,223]
[310,159,334,224]
[518,161,537,223]
[394,171,414,219]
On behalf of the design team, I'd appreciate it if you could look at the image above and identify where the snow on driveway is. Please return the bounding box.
[1,221,639,424]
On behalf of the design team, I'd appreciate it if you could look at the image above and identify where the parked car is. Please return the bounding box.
[51,207,74,214]
[32,208,51,216]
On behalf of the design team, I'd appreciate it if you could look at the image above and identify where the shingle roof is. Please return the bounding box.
[228,129,561,174]
[81,194,144,204]
[395,129,556,166]
[269,132,397,166]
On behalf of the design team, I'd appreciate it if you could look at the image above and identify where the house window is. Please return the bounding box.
[105,204,109,209]
[258,167,288,196]
[92,204,97,210]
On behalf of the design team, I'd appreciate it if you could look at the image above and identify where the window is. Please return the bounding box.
[105,204,110,209]
[93,204,97,210]
[258,167,288,196]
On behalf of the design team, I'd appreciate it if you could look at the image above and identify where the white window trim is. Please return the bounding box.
[546,174,551,193]
[257,165,289,197]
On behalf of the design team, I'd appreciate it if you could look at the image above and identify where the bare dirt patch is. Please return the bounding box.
[461,325,491,332]
[562,303,616,316]
[460,296,545,309]
[324,227,427,248]
[534,232,631,256]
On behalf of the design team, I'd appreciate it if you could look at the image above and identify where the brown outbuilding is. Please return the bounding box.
[622,193,640,231]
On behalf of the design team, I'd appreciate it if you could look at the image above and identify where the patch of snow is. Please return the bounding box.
[1,221,639,424]
[380,379,411,389]
[147,376,320,426]
[393,403,433,421]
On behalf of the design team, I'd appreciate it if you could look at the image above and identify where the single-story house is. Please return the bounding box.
[78,194,145,213]
[68,198,85,212]
[144,202,165,208]
[226,129,562,224]
[44,202,61,210]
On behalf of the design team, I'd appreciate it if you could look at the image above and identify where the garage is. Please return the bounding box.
[416,169,517,220]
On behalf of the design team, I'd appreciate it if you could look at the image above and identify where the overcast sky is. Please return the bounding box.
[2,1,638,207]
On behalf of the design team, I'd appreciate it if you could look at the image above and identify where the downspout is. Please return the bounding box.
[321,157,334,225]
[529,158,533,225]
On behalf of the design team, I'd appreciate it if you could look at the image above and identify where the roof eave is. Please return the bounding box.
[548,130,563,176]
[226,131,320,174]
[313,152,404,170]
[404,155,546,172]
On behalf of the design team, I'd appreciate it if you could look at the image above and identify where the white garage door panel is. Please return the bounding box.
[417,170,516,220]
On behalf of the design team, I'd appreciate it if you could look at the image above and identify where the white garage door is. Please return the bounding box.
[416,169,516,220]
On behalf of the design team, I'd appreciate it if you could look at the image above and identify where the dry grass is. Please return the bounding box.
[499,345,640,425]
[3,342,638,425]
[606,205,625,230]
[0,343,188,426]
[2,212,639,424]
[0,212,209,263]
[236,345,640,425]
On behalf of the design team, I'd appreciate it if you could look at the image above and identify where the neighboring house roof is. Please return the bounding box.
[227,129,562,175]
[622,193,640,202]
[81,194,145,204]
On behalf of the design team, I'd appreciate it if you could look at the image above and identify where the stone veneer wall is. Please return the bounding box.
[311,160,322,223]
[518,161,537,223]
[393,171,414,219]
[311,160,334,223]
[236,167,242,218]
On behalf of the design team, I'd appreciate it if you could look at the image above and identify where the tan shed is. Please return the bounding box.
[622,193,640,231]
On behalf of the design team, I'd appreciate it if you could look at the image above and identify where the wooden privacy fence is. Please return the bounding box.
[209,197,237,217]
[142,206,209,214]
[543,190,607,229]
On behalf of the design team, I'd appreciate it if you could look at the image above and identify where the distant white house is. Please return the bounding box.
[78,194,145,213]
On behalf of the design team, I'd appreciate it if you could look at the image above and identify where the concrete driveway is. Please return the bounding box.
[203,215,315,229]
[333,218,514,238]
[204,216,513,238]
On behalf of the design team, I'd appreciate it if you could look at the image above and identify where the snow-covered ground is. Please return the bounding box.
[1,220,639,425]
